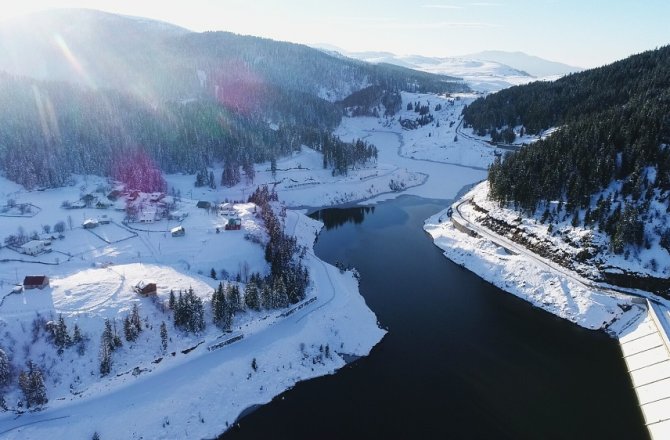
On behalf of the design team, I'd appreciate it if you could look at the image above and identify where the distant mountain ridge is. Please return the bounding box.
[0,9,465,103]
[465,50,582,78]
[314,45,579,91]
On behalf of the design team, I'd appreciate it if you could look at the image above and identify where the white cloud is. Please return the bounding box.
[421,4,465,9]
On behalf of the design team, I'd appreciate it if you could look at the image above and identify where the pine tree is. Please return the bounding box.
[73,324,86,355]
[18,361,48,408]
[54,314,71,354]
[212,283,231,330]
[169,290,176,310]
[0,348,10,387]
[208,171,216,189]
[160,321,168,353]
[102,319,114,352]
[227,284,242,313]
[244,278,261,311]
[100,320,114,376]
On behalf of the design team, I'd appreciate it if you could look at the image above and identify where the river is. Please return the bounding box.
[222,195,648,440]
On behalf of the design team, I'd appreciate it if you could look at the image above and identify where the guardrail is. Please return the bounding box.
[207,332,244,352]
[279,296,317,318]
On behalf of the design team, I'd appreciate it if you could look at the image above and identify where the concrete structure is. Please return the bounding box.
[618,300,670,439]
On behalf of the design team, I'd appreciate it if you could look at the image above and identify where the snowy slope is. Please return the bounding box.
[466,50,582,78]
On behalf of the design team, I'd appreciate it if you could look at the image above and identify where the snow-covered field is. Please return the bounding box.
[0,183,386,438]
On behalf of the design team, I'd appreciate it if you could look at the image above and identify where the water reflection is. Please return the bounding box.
[309,206,375,230]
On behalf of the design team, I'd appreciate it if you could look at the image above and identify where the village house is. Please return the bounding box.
[138,206,157,223]
[225,217,242,230]
[171,225,185,237]
[20,240,47,256]
[23,275,50,290]
[134,280,157,296]
[218,202,236,217]
[83,218,99,229]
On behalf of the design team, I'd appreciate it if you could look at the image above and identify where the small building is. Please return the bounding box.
[83,218,99,229]
[20,240,46,256]
[138,207,157,223]
[171,225,185,237]
[196,201,212,209]
[23,275,49,290]
[225,217,242,230]
[134,281,157,296]
[218,203,235,217]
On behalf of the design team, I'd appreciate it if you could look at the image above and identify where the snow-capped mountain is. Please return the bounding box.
[314,45,582,92]
[466,50,582,78]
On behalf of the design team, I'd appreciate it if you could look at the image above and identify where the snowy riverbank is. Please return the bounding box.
[424,183,636,330]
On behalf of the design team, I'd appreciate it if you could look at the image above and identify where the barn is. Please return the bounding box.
[23,275,50,290]
[134,281,157,296]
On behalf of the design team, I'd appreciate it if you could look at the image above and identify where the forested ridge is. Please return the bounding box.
[464,46,670,254]
[0,9,468,189]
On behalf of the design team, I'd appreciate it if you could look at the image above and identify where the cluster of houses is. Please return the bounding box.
[64,188,184,226]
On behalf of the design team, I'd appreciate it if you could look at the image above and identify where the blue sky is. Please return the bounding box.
[2,0,669,68]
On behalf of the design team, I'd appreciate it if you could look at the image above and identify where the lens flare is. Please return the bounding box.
[53,33,96,88]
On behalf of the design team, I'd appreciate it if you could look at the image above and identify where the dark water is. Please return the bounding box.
[223,196,648,440]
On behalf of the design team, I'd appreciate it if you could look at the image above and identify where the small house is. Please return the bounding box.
[218,203,235,217]
[134,281,157,296]
[138,207,157,223]
[196,201,211,209]
[83,218,99,229]
[20,240,46,256]
[225,217,242,230]
[23,275,49,290]
[171,225,185,237]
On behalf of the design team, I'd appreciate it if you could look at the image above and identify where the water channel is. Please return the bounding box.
[223,195,648,440]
